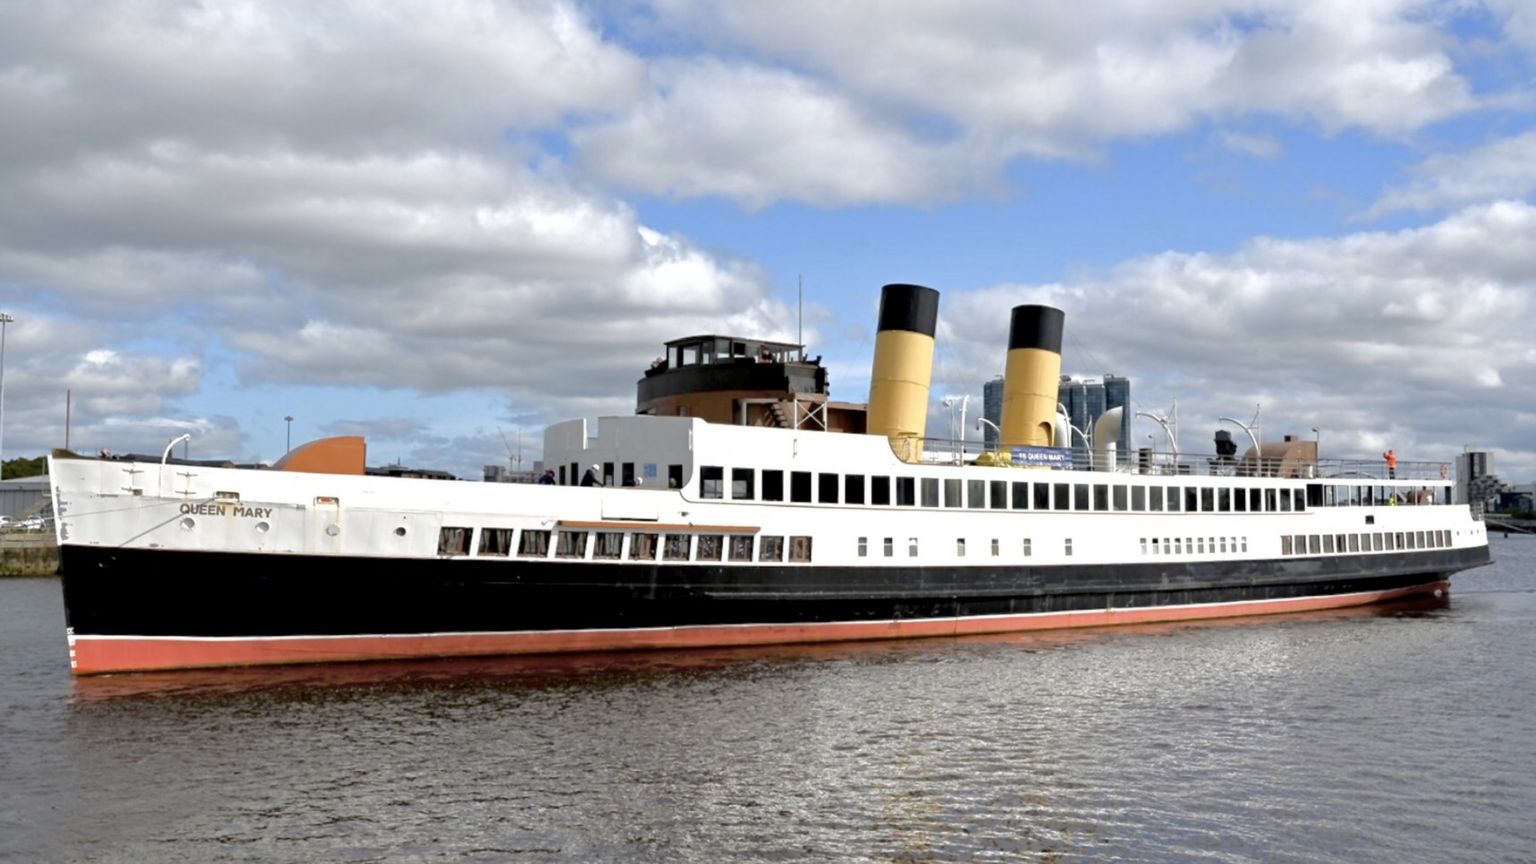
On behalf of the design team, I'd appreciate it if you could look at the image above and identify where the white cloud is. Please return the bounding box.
[1219,130,1283,159]
[593,0,1481,205]
[575,60,974,208]
[1365,130,1536,218]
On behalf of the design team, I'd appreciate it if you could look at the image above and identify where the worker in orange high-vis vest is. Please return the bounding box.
[1383,449,1397,479]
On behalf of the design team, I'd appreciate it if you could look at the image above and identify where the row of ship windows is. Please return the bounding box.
[699,466,1310,514]
[1281,529,1451,555]
[1141,537,1251,555]
[439,526,813,563]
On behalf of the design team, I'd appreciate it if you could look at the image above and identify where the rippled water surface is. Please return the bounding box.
[4,538,1535,862]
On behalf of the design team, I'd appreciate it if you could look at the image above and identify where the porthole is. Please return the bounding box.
[325,524,340,537]
[394,526,407,537]
[180,517,195,531]
[254,521,270,534]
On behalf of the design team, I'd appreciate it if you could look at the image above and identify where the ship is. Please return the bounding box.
[47,284,1491,674]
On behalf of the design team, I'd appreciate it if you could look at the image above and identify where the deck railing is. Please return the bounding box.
[895,437,1453,483]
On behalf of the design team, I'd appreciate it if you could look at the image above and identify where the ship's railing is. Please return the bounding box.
[896,437,1454,482]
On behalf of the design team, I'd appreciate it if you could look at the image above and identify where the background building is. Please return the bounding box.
[1058,375,1132,454]
[982,376,1005,450]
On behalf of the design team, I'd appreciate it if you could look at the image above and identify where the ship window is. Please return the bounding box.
[1295,490,1306,512]
[858,537,868,558]
[990,480,1008,510]
[792,470,817,498]
[791,471,812,503]
[1373,533,1383,551]
[1337,533,1347,552]
[557,530,589,558]
[701,466,725,499]
[1197,537,1205,554]
[1012,481,1030,510]
[697,534,723,561]
[518,529,551,558]
[1323,535,1335,554]
[558,466,567,485]
[1218,489,1231,512]
[732,468,755,500]
[789,536,813,562]
[1035,483,1050,510]
[438,527,472,557]
[630,532,658,560]
[1075,484,1091,512]
[1023,538,1032,557]
[1054,483,1070,511]
[1092,484,1108,511]
[909,538,919,557]
[1166,486,1181,512]
[943,478,963,508]
[819,472,840,504]
[896,477,916,506]
[884,537,894,557]
[762,470,784,501]
[1131,486,1145,511]
[593,532,624,560]
[621,463,636,487]
[1140,537,1148,554]
[922,478,940,507]
[603,463,614,486]
[1366,514,1376,525]
[1308,483,1324,508]
[664,534,692,561]
[1241,537,1248,552]
[1200,488,1214,512]
[1263,489,1276,512]
[991,538,1000,557]
[478,528,513,557]
[1219,537,1227,553]
[1065,538,1073,556]
[1282,535,1293,555]
[668,464,683,489]
[1308,535,1321,555]
[845,474,866,505]
[1348,534,1360,553]
[760,535,784,561]
[1234,489,1247,512]
[1149,486,1163,511]
[727,535,754,561]
[1114,486,1129,512]
[968,479,986,509]
[1249,489,1261,511]
[957,538,966,557]
[682,344,699,365]
[871,476,891,505]
[1279,490,1293,512]
[1174,538,1183,554]
[1151,537,1159,554]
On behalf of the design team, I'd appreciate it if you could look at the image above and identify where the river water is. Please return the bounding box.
[2,537,1533,863]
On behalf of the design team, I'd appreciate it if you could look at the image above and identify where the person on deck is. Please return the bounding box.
[1383,449,1397,479]
[580,464,603,487]
[537,470,555,485]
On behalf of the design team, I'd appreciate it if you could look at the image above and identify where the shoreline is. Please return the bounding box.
[0,535,59,577]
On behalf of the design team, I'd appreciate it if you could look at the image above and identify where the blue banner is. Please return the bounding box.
[1011,446,1073,468]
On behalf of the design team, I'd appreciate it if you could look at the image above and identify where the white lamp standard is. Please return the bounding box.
[0,312,12,476]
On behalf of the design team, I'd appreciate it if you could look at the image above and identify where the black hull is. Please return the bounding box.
[60,544,1490,639]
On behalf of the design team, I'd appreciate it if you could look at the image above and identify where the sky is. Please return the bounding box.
[2,0,1535,481]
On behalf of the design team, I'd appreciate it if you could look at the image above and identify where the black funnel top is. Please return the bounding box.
[1008,305,1064,353]
[877,284,940,336]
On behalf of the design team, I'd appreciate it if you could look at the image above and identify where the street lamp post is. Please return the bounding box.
[0,312,12,476]
[284,416,294,453]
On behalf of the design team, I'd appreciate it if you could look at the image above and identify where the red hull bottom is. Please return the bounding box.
[67,581,1450,675]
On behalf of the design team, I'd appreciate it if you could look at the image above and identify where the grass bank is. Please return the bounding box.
[0,535,59,577]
